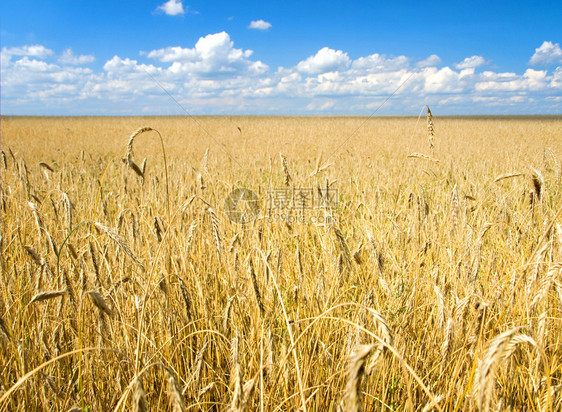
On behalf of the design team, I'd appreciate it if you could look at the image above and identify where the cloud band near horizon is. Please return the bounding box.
[1,35,561,115]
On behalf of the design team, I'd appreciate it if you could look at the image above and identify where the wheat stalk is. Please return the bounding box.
[94,222,144,269]
[123,127,153,165]
[427,106,435,149]
[530,167,544,200]
[85,290,113,317]
[132,377,148,412]
[408,153,440,163]
[493,172,525,183]
[280,154,291,186]
[474,327,538,411]
[166,369,186,412]
[342,344,375,412]
[207,207,221,261]
[531,263,562,311]
[29,290,67,304]
[248,257,265,317]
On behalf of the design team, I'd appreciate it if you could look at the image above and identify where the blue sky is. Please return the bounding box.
[1,0,561,115]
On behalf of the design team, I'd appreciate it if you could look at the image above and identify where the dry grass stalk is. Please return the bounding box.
[531,263,562,311]
[230,329,244,411]
[129,161,145,180]
[167,369,186,412]
[175,275,192,320]
[353,242,363,265]
[248,257,265,316]
[61,268,77,309]
[61,192,72,232]
[421,394,444,412]
[94,222,144,269]
[185,219,197,259]
[8,147,16,166]
[141,158,147,176]
[86,290,113,316]
[192,340,209,389]
[28,202,44,235]
[241,378,256,410]
[493,172,525,183]
[0,314,11,341]
[132,377,148,412]
[342,344,375,412]
[153,216,164,242]
[280,154,291,186]
[427,106,435,149]
[334,226,351,270]
[441,317,454,363]
[231,363,243,412]
[29,290,67,304]
[67,243,78,260]
[407,153,440,163]
[530,167,544,200]
[157,273,168,296]
[45,230,58,255]
[39,161,54,180]
[197,172,206,190]
[223,295,235,334]
[451,184,460,235]
[202,148,209,173]
[123,127,154,166]
[24,245,44,267]
[474,327,537,412]
[207,207,221,261]
[198,382,215,399]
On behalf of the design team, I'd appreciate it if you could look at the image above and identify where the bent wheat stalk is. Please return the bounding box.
[123,127,170,220]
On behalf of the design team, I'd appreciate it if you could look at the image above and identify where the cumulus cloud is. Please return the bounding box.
[417,54,441,68]
[351,53,409,72]
[454,55,487,69]
[2,36,562,115]
[59,49,95,65]
[297,47,351,74]
[146,32,268,77]
[475,68,549,92]
[156,0,185,16]
[2,45,54,59]
[529,41,562,66]
[248,20,272,30]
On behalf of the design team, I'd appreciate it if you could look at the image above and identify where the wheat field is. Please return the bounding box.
[1,115,561,411]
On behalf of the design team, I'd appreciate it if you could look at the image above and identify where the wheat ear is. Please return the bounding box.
[427,106,435,149]
[342,344,375,412]
[132,377,148,412]
[474,327,537,411]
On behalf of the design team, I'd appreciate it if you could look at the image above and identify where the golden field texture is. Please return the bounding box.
[1,115,562,411]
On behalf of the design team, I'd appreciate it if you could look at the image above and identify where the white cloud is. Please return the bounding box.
[454,55,487,69]
[297,47,351,74]
[145,46,198,62]
[59,49,95,65]
[146,32,268,77]
[423,67,467,93]
[248,20,272,30]
[351,53,409,72]
[2,37,562,115]
[529,41,562,66]
[475,68,549,92]
[417,54,441,68]
[2,45,54,59]
[156,0,185,16]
